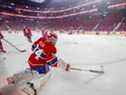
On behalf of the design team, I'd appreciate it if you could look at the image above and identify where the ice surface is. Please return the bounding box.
[1,32,126,95]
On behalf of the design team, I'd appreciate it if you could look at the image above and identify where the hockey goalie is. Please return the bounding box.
[7,31,70,85]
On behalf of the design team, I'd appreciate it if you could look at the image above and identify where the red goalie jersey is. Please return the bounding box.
[28,31,58,74]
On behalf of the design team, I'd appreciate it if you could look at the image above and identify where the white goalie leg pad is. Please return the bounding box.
[7,68,39,85]
[0,69,53,95]
[27,68,53,90]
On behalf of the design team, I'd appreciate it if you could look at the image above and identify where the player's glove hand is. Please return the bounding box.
[58,59,71,71]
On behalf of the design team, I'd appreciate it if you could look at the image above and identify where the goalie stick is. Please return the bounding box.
[59,59,104,74]
[70,67,104,74]
[3,38,26,53]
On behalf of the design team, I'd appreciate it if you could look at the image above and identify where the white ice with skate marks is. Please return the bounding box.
[1,32,126,95]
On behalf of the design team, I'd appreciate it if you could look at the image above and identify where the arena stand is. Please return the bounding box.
[0,0,125,36]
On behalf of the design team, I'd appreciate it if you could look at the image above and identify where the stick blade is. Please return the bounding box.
[89,70,104,74]
[19,50,26,53]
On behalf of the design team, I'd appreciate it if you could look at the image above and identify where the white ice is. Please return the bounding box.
[1,32,126,95]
